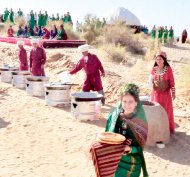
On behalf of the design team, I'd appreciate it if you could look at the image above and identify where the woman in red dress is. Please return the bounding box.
[7,25,14,37]
[150,51,176,134]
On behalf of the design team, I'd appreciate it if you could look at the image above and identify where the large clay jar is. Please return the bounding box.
[141,100,170,146]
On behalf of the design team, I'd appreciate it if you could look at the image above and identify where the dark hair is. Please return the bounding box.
[120,92,139,102]
[154,55,170,67]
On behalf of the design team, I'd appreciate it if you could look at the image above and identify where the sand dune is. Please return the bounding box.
[0,42,190,177]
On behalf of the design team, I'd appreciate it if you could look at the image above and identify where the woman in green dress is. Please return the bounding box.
[29,10,35,29]
[105,83,148,177]
[56,24,67,40]
[9,8,14,23]
[3,8,9,22]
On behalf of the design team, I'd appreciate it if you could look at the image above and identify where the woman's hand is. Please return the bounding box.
[124,146,131,154]
[172,93,176,100]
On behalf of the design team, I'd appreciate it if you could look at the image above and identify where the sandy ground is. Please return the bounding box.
[0,42,190,177]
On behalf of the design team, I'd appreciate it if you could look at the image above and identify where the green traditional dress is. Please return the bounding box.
[43,13,48,26]
[151,29,156,39]
[28,28,34,37]
[17,28,24,36]
[38,13,43,26]
[4,9,9,22]
[50,16,55,21]
[56,15,60,21]
[9,11,14,23]
[163,29,168,44]
[105,102,148,177]
[56,29,66,40]
[168,29,174,44]
[157,29,163,43]
[17,10,23,17]
[29,12,35,29]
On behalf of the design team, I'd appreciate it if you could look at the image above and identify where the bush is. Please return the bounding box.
[97,22,145,55]
[80,14,103,44]
[99,44,127,63]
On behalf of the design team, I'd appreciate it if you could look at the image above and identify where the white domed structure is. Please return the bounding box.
[104,7,141,26]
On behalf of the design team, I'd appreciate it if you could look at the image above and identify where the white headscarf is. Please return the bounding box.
[78,44,91,53]
[17,40,24,46]
[31,38,39,45]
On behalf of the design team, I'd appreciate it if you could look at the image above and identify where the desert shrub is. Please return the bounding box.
[97,22,145,55]
[80,14,103,44]
[99,43,127,63]
[14,17,26,27]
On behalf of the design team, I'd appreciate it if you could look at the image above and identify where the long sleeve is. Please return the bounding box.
[69,59,84,74]
[96,56,105,74]
[19,50,27,62]
[29,51,32,68]
[41,48,46,65]
[168,67,175,95]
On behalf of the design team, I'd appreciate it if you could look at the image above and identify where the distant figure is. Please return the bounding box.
[9,8,14,23]
[50,24,58,39]
[33,26,39,36]
[3,8,9,22]
[168,26,174,45]
[102,17,106,28]
[23,26,28,38]
[17,26,24,37]
[17,8,23,17]
[38,11,43,26]
[29,39,46,76]
[163,26,168,44]
[29,10,35,29]
[181,29,187,43]
[157,26,163,43]
[56,24,67,40]
[41,27,50,39]
[56,13,60,21]
[17,40,28,71]
[50,14,55,21]
[43,11,48,26]
[38,26,43,36]
[76,20,82,32]
[7,25,14,37]
[151,25,156,39]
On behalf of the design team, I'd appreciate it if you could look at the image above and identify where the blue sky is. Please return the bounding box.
[0,0,189,36]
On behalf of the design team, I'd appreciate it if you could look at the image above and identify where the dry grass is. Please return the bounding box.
[80,14,102,44]
[98,44,127,63]
[176,62,190,90]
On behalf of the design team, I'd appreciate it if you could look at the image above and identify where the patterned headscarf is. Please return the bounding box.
[107,83,148,148]
[119,83,140,100]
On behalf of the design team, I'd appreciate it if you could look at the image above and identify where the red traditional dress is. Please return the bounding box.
[151,66,175,133]
[42,28,50,39]
[18,47,28,70]
[181,29,187,43]
[69,53,105,92]
[29,47,46,76]
[7,28,14,37]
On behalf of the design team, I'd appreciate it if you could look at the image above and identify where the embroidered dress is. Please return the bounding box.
[151,66,175,133]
